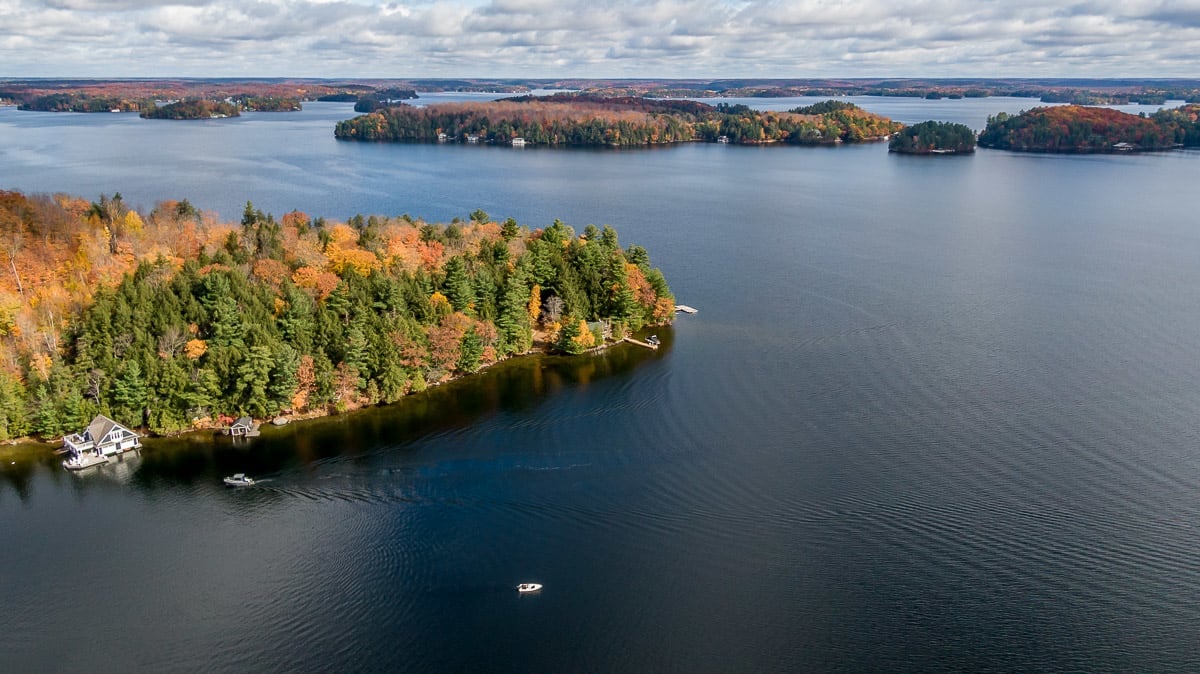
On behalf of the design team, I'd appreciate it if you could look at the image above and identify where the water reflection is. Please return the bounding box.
[2,337,667,502]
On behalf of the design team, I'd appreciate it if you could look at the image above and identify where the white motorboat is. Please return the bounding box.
[223,473,255,487]
[516,583,543,593]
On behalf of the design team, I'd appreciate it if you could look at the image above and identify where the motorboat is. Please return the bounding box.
[223,473,256,487]
[516,583,543,593]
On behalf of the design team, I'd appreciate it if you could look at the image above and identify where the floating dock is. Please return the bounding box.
[675,305,698,314]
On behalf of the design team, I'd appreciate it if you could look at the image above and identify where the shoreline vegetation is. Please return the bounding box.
[333,94,904,146]
[978,104,1200,152]
[0,191,674,446]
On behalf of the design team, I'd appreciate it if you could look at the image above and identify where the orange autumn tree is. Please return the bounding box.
[0,191,673,441]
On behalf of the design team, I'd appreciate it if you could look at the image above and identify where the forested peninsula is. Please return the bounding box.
[333,94,903,146]
[978,104,1200,152]
[0,191,673,441]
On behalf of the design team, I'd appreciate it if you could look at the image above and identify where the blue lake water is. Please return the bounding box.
[3,97,1200,672]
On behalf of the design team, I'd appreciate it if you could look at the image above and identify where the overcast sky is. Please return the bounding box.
[2,0,1197,78]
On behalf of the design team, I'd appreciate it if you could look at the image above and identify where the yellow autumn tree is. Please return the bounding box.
[528,284,541,324]
[184,339,207,360]
[571,319,596,350]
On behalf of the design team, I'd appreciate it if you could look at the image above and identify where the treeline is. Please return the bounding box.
[978,104,1200,152]
[789,100,859,115]
[333,94,901,146]
[19,94,142,112]
[20,94,299,116]
[702,101,902,144]
[238,96,302,112]
[889,121,976,154]
[352,89,419,112]
[0,192,673,440]
[141,99,241,119]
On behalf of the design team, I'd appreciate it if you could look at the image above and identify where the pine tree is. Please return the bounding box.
[458,327,484,373]
[112,360,149,427]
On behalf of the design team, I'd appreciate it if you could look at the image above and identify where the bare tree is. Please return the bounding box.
[543,295,564,325]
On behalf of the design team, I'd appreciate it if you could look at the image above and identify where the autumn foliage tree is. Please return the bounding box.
[0,190,674,438]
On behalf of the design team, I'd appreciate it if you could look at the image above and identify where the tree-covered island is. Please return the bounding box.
[141,99,242,119]
[978,104,1200,152]
[888,121,977,154]
[238,96,302,112]
[333,94,903,146]
[0,191,673,441]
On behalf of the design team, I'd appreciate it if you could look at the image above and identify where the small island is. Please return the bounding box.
[239,96,302,112]
[141,99,241,119]
[0,191,673,442]
[353,88,419,113]
[889,120,977,154]
[333,94,903,146]
[978,104,1200,153]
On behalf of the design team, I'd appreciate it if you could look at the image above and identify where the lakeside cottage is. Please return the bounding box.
[63,415,141,470]
[511,137,526,147]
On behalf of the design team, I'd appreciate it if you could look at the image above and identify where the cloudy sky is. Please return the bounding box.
[2,0,1197,78]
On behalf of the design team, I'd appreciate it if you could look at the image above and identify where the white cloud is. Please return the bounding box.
[1,0,1198,76]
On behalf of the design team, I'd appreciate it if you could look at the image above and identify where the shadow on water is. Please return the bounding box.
[98,334,671,495]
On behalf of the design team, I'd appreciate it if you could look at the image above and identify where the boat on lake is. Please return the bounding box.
[516,583,542,593]
[223,473,255,487]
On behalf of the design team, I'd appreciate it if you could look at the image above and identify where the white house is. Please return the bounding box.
[63,415,141,463]
[511,137,526,147]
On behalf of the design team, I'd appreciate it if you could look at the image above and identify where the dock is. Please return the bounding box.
[63,453,110,471]
[622,337,659,350]
[675,305,698,314]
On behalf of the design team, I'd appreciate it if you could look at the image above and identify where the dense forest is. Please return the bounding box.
[978,105,1200,152]
[889,121,977,154]
[0,191,673,441]
[17,94,142,113]
[333,94,902,146]
[238,96,302,112]
[141,99,241,119]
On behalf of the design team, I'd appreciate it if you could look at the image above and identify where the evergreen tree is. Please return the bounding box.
[457,327,484,373]
[112,360,149,427]
[442,256,473,313]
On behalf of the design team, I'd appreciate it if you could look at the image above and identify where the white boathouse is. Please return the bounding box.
[63,415,141,469]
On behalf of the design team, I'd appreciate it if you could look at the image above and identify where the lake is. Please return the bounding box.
[3,97,1200,673]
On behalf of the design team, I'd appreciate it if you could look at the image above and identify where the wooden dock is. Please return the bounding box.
[675,304,698,314]
[622,337,659,350]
